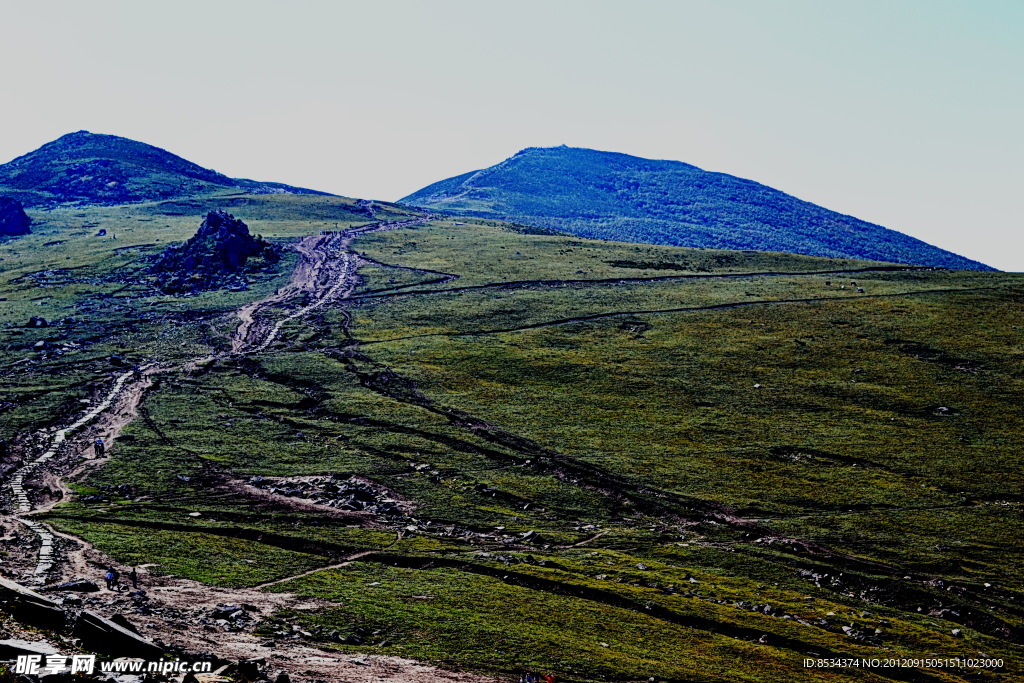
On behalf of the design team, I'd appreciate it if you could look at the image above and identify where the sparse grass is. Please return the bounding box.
[268,563,847,683]
[48,518,331,587]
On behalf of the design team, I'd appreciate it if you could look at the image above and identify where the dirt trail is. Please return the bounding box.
[253,547,392,590]
[231,232,341,355]
[2,218,502,682]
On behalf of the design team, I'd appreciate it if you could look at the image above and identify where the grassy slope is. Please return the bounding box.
[0,193,411,441]
[3,210,1019,681]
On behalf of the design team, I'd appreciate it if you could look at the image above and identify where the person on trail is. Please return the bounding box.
[133,365,142,379]
[130,566,139,589]
[544,674,555,683]
[94,438,104,458]
[104,567,115,590]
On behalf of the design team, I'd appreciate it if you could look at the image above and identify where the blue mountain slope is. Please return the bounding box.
[402,146,991,270]
[0,131,328,206]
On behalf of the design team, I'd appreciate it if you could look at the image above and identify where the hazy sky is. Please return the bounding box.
[2,0,1021,269]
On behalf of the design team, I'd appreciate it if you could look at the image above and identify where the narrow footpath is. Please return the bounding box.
[2,218,500,682]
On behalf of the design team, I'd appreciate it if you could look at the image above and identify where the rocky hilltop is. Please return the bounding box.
[0,131,328,207]
[0,197,31,236]
[149,211,281,293]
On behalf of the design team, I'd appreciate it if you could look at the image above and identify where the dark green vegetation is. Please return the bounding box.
[0,131,327,207]
[3,196,1022,681]
[401,146,992,271]
[0,193,414,445]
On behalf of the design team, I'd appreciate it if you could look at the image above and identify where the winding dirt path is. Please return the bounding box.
[2,218,503,682]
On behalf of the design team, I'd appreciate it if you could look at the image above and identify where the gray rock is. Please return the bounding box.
[43,578,100,592]
[0,638,59,660]
[72,609,163,659]
[0,577,66,630]
[110,613,141,633]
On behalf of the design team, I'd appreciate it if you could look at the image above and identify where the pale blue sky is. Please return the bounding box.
[2,0,1021,269]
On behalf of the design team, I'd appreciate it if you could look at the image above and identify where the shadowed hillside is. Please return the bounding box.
[0,130,328,207]
[402,146,992,271]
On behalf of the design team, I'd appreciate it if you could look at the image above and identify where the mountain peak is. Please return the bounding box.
[401,146,992,270]
[0,132,326,206]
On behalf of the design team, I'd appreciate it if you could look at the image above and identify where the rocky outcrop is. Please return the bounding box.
[72,609,163,659]
[0,577,66,630]
[0,578,163,661]
[0,197,31,236]
[149,210,281,293]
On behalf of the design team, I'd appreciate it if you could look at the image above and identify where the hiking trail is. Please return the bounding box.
[0,218,500,683]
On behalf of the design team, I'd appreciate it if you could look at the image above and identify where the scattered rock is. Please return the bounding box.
[250,474,403,515]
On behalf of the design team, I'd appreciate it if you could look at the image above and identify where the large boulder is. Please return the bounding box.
[73,610,163,659]
[0,577,66,630]
[0,638,60,660]
[0,197,31,236]
[42,578,100,592]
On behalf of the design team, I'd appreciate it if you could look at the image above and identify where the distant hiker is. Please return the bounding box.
[104,566,115,590]
[544,674,555,683]
[130,566,139,589]
[94,438,104,457]
[133,365,142,379]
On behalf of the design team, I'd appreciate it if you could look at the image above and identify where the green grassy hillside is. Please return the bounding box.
[2,203,1021,681]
